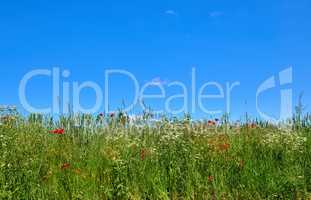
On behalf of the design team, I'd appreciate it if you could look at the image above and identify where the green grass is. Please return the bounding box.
[1,113,311,199]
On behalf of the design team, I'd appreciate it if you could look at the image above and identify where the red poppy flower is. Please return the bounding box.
[50,129,64,135]
[98,113,104,117]
[219,143,230,151]
[208,120,216,126]
[61,163,71,170]
[208,175,214,183]
[140,149,146,161]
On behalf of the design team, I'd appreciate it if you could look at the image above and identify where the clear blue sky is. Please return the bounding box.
[0,0,310,120]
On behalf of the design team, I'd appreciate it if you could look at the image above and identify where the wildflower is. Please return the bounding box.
[140,148,146,161]
[98,113,104,117]
[50,128,64,135]
[208,175,214,183]
[219,143,230,151]
[61,163,71,170]
[208,120,216,126]
[109,113,115,118]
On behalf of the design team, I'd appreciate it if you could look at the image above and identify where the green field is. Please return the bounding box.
[1,112,311,199]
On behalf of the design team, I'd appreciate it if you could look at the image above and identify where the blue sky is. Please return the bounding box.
[0,0,310,120]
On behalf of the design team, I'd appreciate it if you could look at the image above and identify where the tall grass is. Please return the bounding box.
[1,110,311,199]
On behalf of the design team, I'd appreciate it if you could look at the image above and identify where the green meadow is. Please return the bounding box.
[1,111,311,200]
